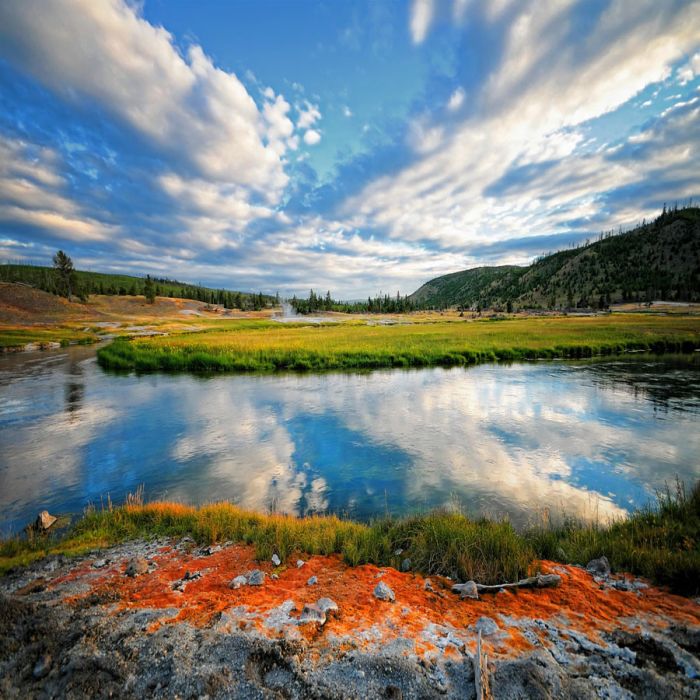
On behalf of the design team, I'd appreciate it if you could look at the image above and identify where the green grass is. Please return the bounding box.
[97,314,700,373]
[0,327,97,350]
[3,482,699,595]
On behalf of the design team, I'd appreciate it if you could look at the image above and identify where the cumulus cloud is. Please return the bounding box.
[297,101,322,130]
[303,129,322,146]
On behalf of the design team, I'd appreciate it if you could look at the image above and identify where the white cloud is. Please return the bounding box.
[410,0,435,44]
[0,0,290,200]
[447,87,465,111]
[303,129,322,146]
[297,101,322,129]
[678,52,700,85]
[345,0,700,251]
[343,105,353,118]
[0,136,119,243]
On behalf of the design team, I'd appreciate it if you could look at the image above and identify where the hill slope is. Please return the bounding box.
[409,207,700,309]
[0,264,274,310]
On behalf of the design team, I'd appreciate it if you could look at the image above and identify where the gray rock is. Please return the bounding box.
[452,581,479,600]
[32,653,51,679]
[92,559,108,569]
[424,579,434,592]
[374,581,395,602]
[586,556,611,577]
[471,616,499,636]
[247,569,265,586]
[125,557,149,577]
[317,597,339,615]
[271,573,279,580]
[229,575,247,589]
[401,558,411,572]
[299,603,326,625]
[307,575,318,586]
[393,548,403,556]
[296,559,305,568]
[271,553,281,567]
[200,544,221,556]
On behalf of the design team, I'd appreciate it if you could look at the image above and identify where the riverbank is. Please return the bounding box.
[2,535,699,698]
[3,481,699,595]
[96,314,700,373]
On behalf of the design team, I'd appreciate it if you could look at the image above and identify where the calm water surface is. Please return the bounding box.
[1,346,699,534]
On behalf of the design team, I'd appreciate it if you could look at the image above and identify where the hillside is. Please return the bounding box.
[0,264,274,310]
[409,207,700,310]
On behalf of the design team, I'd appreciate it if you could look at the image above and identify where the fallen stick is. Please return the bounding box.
[453,573,561,598]
[474,630,492,700]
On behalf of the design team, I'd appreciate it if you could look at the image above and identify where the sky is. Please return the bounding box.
[0,0,699,298]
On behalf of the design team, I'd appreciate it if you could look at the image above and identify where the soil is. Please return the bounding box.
[1,538,699,698]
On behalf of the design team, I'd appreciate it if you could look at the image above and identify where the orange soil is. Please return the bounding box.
[54,544,700,660]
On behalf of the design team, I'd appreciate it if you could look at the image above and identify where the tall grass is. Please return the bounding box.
[97,315,700,373]
[2,482,698,594]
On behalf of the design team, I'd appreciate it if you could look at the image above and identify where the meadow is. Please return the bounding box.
[97,313,700,372]
[2,481,698,595]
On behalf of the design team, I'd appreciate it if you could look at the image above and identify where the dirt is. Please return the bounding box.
[1,539,699,698]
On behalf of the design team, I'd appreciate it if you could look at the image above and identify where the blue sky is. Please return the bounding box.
[0,0,699,297]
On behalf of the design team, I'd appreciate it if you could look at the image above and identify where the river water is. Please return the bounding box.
[1,346,699,534]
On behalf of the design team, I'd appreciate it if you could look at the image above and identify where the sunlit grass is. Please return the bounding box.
[2,482,698,594]
[98,314,700,372]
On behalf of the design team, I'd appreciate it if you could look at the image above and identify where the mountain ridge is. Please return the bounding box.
[409,207,700,310]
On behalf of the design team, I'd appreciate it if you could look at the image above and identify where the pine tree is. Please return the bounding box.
[52,250,75,298]
[144,275,156,304]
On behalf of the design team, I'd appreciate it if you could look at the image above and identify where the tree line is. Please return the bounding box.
[290,289,417,314]
[0,252,274,309]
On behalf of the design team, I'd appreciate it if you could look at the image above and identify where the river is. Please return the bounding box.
[1,346,699,534]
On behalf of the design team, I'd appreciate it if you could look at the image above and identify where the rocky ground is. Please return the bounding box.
[1,538,699,699]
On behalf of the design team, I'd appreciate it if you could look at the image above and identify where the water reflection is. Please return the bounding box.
[1,347,699,535]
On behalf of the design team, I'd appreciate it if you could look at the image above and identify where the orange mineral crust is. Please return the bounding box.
[54,542,700,661]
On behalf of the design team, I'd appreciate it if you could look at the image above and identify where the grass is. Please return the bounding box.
[2,481,698,595]
[0,326,98,350]
[97,314,700,373]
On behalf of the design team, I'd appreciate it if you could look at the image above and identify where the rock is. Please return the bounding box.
[299,603,326,625]
[424,579,434,592]
[307,575,318,586]
[125,557,149,577]
[394,548,403,556]
[317,597,339,615]
[92,559,108,569]
[32,653,51,679]
[229,575,247,589]
[374,581,395,602]
[200,544,221,556]
[296,559,305,568]
[471,616,499,636]
[271,553,281,567]
[535,573,562,588]
[35,510,57,532]
[247,570,265,586]
[586,556,611,577]
[452,581,479,600]
[401,558,411,572]
[271,573,279,580]
[183,570,201,581]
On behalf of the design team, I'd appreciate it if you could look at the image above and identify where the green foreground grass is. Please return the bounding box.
[3,482,699,595]
[97,314,700,373]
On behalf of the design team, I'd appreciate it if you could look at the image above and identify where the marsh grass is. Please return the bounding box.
[97,315,700,373]
[2,481,698,594]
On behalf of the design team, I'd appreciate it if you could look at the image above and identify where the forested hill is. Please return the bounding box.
[409,206,700,310]
[0,264,275,310]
